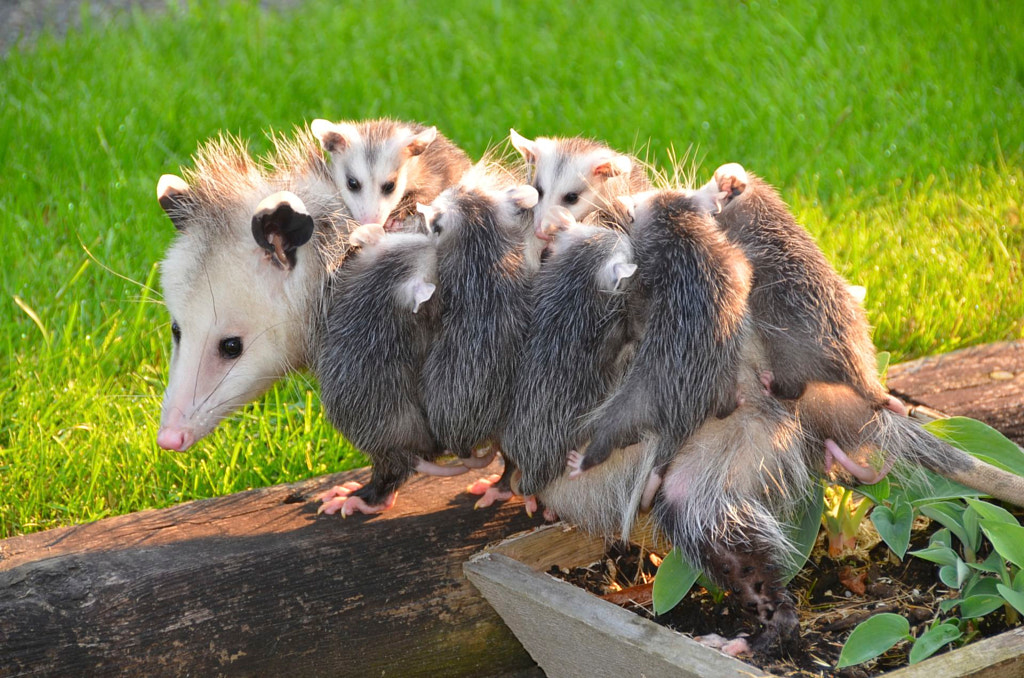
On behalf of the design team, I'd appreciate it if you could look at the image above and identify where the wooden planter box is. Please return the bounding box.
[464,524,1024,678]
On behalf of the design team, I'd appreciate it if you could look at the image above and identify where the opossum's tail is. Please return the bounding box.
[797,382,1024,508]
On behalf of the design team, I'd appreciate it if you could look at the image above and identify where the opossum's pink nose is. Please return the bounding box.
[533,222,554,242]
[157,427,192,452]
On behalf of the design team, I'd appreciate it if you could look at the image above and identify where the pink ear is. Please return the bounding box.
[404,127,437,157]
[509,128,537,163]
[592,154,632,179]
[311,119,352,153]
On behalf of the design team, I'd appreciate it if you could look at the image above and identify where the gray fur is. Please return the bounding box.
[714,173,888,406]
[579,190,753,472]
[314,232,440,506]
[502,218,638,496]
[420,175,538,459]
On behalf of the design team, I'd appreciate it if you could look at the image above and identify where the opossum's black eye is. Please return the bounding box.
[381,180,396,195]
[536,185,544,200]
[219,337,243,360]
[433,223,443,235]
[171,322,181,344]
[562,192,580,206]
[346,176,361,192]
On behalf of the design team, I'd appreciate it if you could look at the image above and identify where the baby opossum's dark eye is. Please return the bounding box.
[563,192,580,206]
[219,337,243,360]
[171,321,181,344]
[347,176,362,192]
[381,180,396,195]
[433,223,444,235]
[536,186,545,200]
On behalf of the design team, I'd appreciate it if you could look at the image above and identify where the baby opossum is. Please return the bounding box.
[501,205,638,497]
[419,167,541,467]
[574,189,753,475]
[312,117,472,228]
[314,223,445,516]
[509,129,652,229]
[708,163,890,407]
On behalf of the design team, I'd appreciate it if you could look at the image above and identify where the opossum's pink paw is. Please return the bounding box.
[542,507,559,522]
[759,370,774,396]
[695,633,752,657]
[316,481,363,504]
[473,486,515,510]
[885,395,908,416]
[318,487,397,517]
[566,450,584,478]
[466,473,503,496]
[825,438,894,485]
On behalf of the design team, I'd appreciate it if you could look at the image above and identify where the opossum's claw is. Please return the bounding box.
[318,484,397,517]
[473,485,515,509]
[522,495,538,518]
[824,438,894,485]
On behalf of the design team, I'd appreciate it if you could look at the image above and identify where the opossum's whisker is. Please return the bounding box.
[79,238,163,300]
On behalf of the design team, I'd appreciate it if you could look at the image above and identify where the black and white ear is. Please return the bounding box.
[509,129,537,164]
[410,281,436,314]
[611,262,637,291]
[592,154,632,179]
[403,127,437,157]
[157,174,192,231]
[506,185,539,210]
[251,191,315,270]
[311,119,355,154]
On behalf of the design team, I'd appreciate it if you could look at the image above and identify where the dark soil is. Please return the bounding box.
[549,523,1020,677]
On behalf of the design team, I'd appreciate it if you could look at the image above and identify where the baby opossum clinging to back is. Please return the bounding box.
[312,117,472,229]
[418,167,541,492]
[501,204,639,498]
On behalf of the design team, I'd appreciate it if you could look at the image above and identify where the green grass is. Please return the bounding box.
[1,0,1021,538]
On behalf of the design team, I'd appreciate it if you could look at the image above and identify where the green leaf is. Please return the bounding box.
[980,521,1024,570]
[836,613,911,668]
[871,496,913,559]
[967,551,1006,575]
[909,544,959,567]
[901,468,982,505]
[938,598,962,613]
[855,475,891,504]
[920,502,972,550]
[909,623,962,664]
[939,559,970,589]
[876,351,891,383]
[996,584,1024,616]
[964,575,1002,598]
[782,480,826,583]
[959,594,1006,619]
[652,548,701,615]
[930,528,953,549]
[965,498,1018,525]
[924,417,1024,477]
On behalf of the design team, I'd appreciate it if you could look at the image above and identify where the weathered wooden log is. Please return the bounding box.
[889,340,1024,445]
[0,468,544,677]
[1,341,1022,677]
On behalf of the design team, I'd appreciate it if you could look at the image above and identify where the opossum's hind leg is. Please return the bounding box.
[468,456,537,515]
[318,461,411,517]
[705,541,800,656]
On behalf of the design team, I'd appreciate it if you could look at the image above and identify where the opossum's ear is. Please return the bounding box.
[611,262,637,291]
[157,174,193,231]
[592,154,632,179]
[251,191,315,270]
[311,119,355,154]
[411,282,436,314]
[847,285,867,304]
[509,129,537,164]
[416,202,439,226]
[403,127,437,157]
[506,185,539,210]
[349,223,386,249]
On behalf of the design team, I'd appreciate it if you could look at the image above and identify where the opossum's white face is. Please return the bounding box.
[156,182,316,452]
[312,119,436,227]
[510,129,633,231]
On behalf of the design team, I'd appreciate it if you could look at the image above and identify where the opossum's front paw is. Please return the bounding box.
[695,633,752,657]
[714,163,748,200]
[824,439,894,485]
[317,482,397,517]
